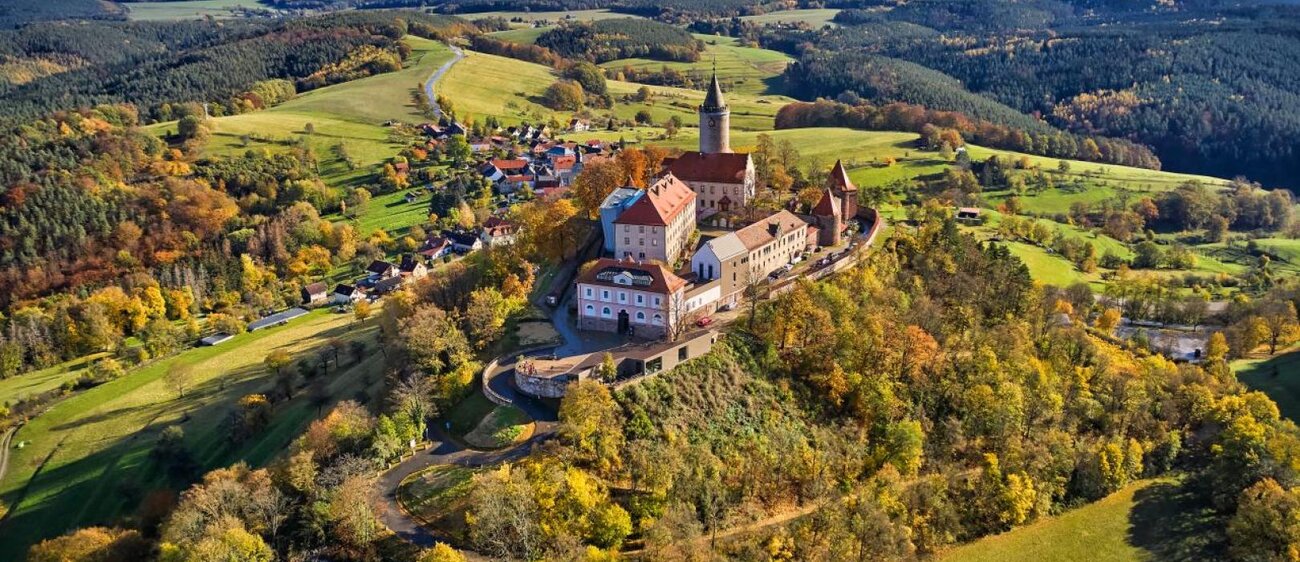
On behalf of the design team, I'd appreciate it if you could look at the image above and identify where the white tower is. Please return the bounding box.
[698,71,731,154]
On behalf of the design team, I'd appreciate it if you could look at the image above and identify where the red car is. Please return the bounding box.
[696,316,714,328]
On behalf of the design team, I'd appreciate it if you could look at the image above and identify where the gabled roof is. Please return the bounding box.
[577,257,687,294]
[483,216,515,236]
[734,210,809,251]
[827,160,856,193]
[366,260,395,275]
[334,283,358,296]
[701,232,747,261]
[614,174,696,227]
[491,158,529,170]
[399,254,423,272]
[667,151,751,184]
[303,281,328,295]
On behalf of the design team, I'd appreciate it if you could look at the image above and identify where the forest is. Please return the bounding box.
[767,1,1300,188]
[535,18,703,63]
[0,11,469,123]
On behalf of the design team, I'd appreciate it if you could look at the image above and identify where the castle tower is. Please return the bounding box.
[698,71,731,154]
[827,159,858,219]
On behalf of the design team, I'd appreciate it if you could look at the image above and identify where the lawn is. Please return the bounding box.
[600,34,793,96]
[437,49,793,131]
[1235,343,1300,422]
[941,476,1225,562]
[0,308,384,559]
[397,464,480,542]
[124,0,266,21]
[462,405,533,449]
[487,26,550,45]
[462,9,638,23]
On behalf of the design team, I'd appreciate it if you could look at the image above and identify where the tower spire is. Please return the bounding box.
[702,67,727,113]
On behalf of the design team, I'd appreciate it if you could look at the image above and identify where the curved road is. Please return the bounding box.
[379,356,558,547]
[423,44,465,120]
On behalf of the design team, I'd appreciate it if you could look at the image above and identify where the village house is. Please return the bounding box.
[612,173,697,263]
[399,254,428,280]
[480,216,517,247]
[599,187,645,254]
[443,230,483,254]
[365,260,397,281]
[569,117,591,132]
[372,275,405,296]
[691,210,810,307]
[576,257,688,339]
[300,282,329,306]
[419,236,453,261]
[332,284,364,305]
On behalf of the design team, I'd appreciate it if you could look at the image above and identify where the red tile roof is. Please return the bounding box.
[667,151,751,184]
[813,189,841,217]
[491,159,529,170]
[828,159,856,192]
[551,155,577,171]
[576,257,687,294]
[734,210,808,251]
[613,173,696,227]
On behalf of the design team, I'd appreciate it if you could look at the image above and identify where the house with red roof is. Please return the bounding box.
[612,173,697,263]
[667,151,756,216]
[575,257,689,339]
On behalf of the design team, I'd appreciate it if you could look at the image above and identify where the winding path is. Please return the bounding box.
[423,44,465,120]
[378,355,558,547]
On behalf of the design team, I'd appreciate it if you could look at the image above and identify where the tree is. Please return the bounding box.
[353,299,372,324]
[264,349,292,374]
[444,134,472,166]
[29,527,149,562]
[1258,297,1299,354]
[419,543,468,562]
[570,159,627,219]
[542,80,585,111]
[1132,241,1163,269]
[165,363,194,399]
[558,381,625,475]
[1228,478,1300,562]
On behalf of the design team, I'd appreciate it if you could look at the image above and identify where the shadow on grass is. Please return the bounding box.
[1127,479,1227,561]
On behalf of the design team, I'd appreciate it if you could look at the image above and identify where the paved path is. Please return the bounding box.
[423,44,465,120]
[378,354,559,547]
[0,426,15,487]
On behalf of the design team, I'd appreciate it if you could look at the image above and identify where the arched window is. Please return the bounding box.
[653,314,663,325]
[585,304,594,315]
[636,311,645,321]
[602,307,611,317]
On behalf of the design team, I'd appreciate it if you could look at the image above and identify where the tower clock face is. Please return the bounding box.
[708,117,717,127]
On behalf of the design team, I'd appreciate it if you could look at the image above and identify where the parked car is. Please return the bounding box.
[696,316,714,328]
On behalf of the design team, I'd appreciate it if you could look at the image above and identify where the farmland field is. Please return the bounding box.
[123,0,267,21]
[0,309,384,559]
[600,34,793,96]
[738,8,841,26]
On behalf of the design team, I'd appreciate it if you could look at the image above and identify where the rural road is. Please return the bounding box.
[423,44,465,120]
[0,426,15,486]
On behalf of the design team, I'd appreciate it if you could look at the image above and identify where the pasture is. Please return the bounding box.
[0,309,384,559]
[600,34,793,96]
[1235,343,1300,422]
[738,8,841,27]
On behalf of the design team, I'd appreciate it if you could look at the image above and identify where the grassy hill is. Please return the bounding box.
[1235,343,1300,422]
[738,8,841,26]
[940,477,1225,562]
[0,309,385,559]
[147,36,453,188]
[599,34,793,96]
[437,48,793,131]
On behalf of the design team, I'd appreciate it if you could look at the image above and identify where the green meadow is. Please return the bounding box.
[738,8,841,27]
[0,309,384,559]
[941,477,1225,562]
[600,34,793,96]
[1235,343,1300,422]
[124,0,266,21]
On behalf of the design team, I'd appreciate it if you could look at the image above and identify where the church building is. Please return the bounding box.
[668,72,756,218]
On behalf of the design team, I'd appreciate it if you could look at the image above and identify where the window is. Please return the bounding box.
[639,226,645,233]
[639,252,645,260]
[584,287,592,298]
[602,307,611,317]
[652,239,658,247]
[646,357,663,374]
[618,291,627,303]
[678,346,688,361]
[653,297,661,307]
[585,304,594,315]
[636,294,644,305]
[639,238,644,246]
[653,313,663,324]
[602,290,610,300]
[624,237,630,245]
[636,311,645,321]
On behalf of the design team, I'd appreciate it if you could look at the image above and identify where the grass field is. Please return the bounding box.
[465,9,638,23]
[1235,343,1300,422]
[600,34,793,96]
[437,50,793,131]
[738,8,841,26]
[0,309,384,559]
[0,353,107,405]
[149,36,453,189]
[941,476,1224,562]
[462,405,533,449]
[124,0,267,21]
[487,26,550,45]
[397,464,480,542]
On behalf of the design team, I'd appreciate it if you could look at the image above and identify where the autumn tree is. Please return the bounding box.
[558,381,625,475]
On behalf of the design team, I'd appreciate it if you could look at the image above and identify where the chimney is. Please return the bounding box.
[768,221,779,236]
